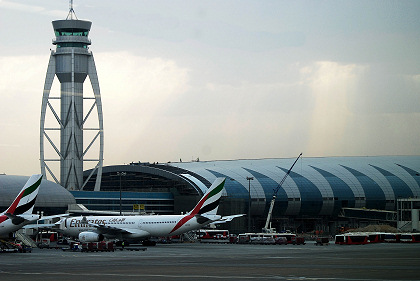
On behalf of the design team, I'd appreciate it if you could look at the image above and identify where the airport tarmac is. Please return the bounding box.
[1,242,419,281]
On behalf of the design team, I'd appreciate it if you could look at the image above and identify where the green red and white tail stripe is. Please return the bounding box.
[169,177,225,234]
[5,174,43,215]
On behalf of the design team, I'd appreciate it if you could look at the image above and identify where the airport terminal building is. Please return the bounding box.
[2,156,419,234]
[78,156,420,234]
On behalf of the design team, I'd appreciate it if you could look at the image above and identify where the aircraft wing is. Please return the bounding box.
[212,214,246,224]
[94,225,150,238]
[82,219,150,236]
[94,224,132,235]
[5,213,40,225]
[39,214,69,220]
[197,213,245,225]
[23,223,56,229]
[21,214,69,229]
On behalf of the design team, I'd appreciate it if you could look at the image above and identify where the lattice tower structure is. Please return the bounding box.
[40,18,103,191]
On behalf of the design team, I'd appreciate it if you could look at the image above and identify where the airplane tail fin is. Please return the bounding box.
[5,174,42,215]
[169,178,226,234]
[189,177,226,216]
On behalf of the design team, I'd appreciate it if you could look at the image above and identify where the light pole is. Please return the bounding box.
[246,176,254,232]
[37,211,40,242]
[117,172,126,215]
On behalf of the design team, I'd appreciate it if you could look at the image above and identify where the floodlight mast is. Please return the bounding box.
[262,153,302,233]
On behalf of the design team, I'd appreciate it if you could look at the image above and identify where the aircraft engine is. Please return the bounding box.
[78,231,104,243]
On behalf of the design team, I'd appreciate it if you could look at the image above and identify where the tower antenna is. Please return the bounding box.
[67,0,78,20]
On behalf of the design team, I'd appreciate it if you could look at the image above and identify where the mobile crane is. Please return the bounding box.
[262,153,302,233]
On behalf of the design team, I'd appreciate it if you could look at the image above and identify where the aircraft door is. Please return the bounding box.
[138,219,143,229]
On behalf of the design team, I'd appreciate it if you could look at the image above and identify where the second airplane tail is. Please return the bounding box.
[190,177,226,216]
[169,178,226,234]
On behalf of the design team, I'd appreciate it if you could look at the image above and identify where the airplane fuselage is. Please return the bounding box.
[0,214,40,238]
[59,214,221,240]
[0,215,21,238]
[56,178,233,243]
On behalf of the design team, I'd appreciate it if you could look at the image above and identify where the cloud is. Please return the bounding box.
[0,55,46,174]
[301,61,366,155]
[0,144,20,147]
[299,61,420,157]
[351,67,420,115]
[0,49,419,176]
[0,51,190,173]
[92,51,191,165]
[0,0,65,17]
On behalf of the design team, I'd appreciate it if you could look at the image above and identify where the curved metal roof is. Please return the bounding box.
[167,156,420,216]
[82,156,420,217]
[0,175,76,208]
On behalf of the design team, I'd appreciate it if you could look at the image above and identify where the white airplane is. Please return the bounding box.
[56,177,243,243]
[0,174,43,238]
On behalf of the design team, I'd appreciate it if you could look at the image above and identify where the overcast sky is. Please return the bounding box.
[1,0,419,177]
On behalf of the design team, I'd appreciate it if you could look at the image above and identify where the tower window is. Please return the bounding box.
[57,43,87,48]
[55,28,89,37]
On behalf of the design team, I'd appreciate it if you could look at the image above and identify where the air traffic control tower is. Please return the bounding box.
[40,6,103,191]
